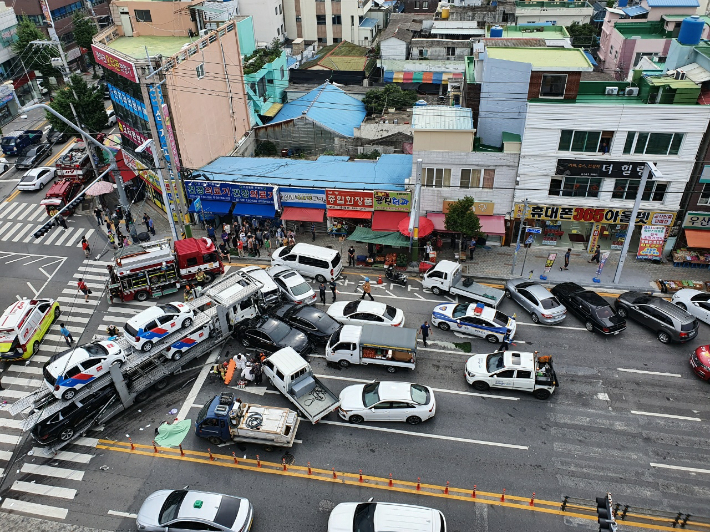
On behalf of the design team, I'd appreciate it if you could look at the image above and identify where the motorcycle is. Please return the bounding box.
[385,265,407,286]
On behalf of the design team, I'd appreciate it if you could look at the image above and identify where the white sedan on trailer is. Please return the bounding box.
[672,289,710,325]
[338,381,435,425]
[327,300,405,327]
[431,302,516,343]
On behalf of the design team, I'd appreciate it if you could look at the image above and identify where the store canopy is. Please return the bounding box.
[426,212,455,233]
[685,229,710,249]
[188,199,232,215]
[327,209,373,220]
[347,226,411,247]
[399,216,434,238]
[281,207,325,222]
[232,203,276,218]
[479,215,506,236]
[372,211,409,232]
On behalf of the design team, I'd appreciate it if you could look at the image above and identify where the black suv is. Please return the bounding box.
[615,291,699,344]
[31,386,117,445]
[550,282,626,335]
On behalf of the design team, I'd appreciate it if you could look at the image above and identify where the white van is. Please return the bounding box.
[239,266,281,306]
[271,243,343,282]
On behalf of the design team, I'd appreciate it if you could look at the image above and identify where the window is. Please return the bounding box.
[539,74,567,98]
[611,179,668,202]
[446,46,456,57]
[548,176,602,198]
[296,15,302,22]
[333,37,342,43]
[414,0,421,7]
[134,9,152,22]
[195,63,205,79]
[332,15,342,24]
[623,132,684,155]
[82,358,102,370]
[483,169,495,189]
[318,37,326,43]
[418,49,428,58]
[423,0,429,6]
[460,169,480,188]
[275,6,278,14]
[279,4,282,13]
[699,183,710,205]
[50,1,84,21]
[516,370,532,379]
[277,27,280,35]
[496,370,516,378]
[424,168,451,187]
[316,15,326,25]
[558,130,614,153]
[280,66,285,79]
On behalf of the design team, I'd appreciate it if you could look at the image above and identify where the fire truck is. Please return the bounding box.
[40,179,83,217]
[55,141,94,180]
[106,237,224,303]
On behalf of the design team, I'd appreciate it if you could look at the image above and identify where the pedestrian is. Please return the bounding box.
[77,278,90,302]
[253,361,263,385]
[469,237,476,260]
[329,278,338,302]
[105,215,113,231]
[348,245,356,267]
[561,248,571,271]
[147,217,155,236]
[288,236,296,246]
[223,223,231,239]
[143,213,150,232]
[234,353,246,373]
[253,238,260,257]
[218,242,229,262]
[207,224,215,242]
[56,213,67,230]
[246,238,253,256]
[264,235,271,254]
[0,372,3,391]
[588,245,601,264]
[107,231,117,249]
[59,323,73,346]
[123,236,130,247]
[94,207,104,225]
[419,321,431,348]
[221,230,229,247]
[311,222,316,242]
[360,277,374,301]
[184,284,193,302]
[237,239,244,257]
[319,282,326,305]
[81,237,91,258]
[425,241,433,260]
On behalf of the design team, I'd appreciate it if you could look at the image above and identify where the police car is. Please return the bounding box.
[431,302,516,343]
[163,324,212,361]
[124,303,195,352]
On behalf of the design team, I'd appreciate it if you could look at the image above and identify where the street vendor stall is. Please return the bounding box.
[672,230,710,268]
[347,226,411,268]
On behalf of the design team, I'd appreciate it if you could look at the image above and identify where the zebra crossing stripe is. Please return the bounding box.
[71,273,106,281]
[5,365,43,375]
[0,450,13,461]
[11,481,77,500]
[65,228,85,247]
[0,222,22,241]
[22,225,40,243]
[15,205,35,221]
[30,448,94,464]
[26,206,45,222]
[0,202,11,216]
[1,202,25,219]
[41,227,65,246]
[21,463,85,481]
[0,418,27,429]
[53,228,75,246]
[11,224,34,242]
[1,498,69,519]
[0,434,22,445]
[83,259,112,266]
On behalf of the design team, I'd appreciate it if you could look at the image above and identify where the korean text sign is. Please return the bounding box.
[92,45,138,83]
[326,190,374,211]
[637,225,666,260]
[373,191,411,212]
[185,180,274,204]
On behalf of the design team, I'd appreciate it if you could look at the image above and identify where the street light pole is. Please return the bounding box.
[410,159,422,261]
[137,139,179,243]
[511,198,528,275]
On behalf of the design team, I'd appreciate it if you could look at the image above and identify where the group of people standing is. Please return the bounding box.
[205,218,289,262]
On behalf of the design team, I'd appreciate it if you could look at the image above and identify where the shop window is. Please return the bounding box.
[135,9,152,22]
[483,169,495,189]
[558,130,614,153]
[623,132,684,156]
[612,179,668,202]
[424,168,451,188]
[460,169,480,188]
[548,176,602,198]
[699,183,710,206]
[539,74,567,98]
[316,15,326,25]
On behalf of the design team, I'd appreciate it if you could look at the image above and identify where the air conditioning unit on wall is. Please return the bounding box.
[605,87,619,95]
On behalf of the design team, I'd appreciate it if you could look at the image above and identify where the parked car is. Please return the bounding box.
[615,291,699,344]
[0,157,9,173]
[672,289,710,325]
[327,300,405,327]
[43,340,126,400]
[338,381,435,425]
[136,489,253,532]
[550,282,626,335]
[237,315,311,357]
[15,143,52,169]
[505,279,567,324]
[124,303,195,352]
[431,302,515,343]
[31,385,117,444]
[690,345,710,381]
[267,265,317,305]
[45,126,70,145]
[328,500,446,532]
[17,167,56,191]
[270,302,341,345]
[106,109,117,127]
[271,242,343,282]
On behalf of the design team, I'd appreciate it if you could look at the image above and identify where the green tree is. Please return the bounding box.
[566,22,600,47]
[73,12,98,74]
[362,84,418,114]
[12,17,61,95]
[46,74,106,134]
[444,196,481,238]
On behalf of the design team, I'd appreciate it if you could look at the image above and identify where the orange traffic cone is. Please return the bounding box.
[377,275,383,284]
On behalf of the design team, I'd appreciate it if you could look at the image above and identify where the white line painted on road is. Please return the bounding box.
[314,419,529,449]
[0,388,31,399]
[0,418,26,430]
[11,224,33,242]
[617,368,682,378]
[6,365,43,375]
[0,450,13,461]
[1,498,68,519]
[108,510,138,519]
[0,376,42,388]
[11,480,76,500]
[73,437,99,447]
[0,434,21,445]
[176,347,221,422]
[596,393,609,401]
[26,281,36,295]
[21,463,84,481]
[31,448,94,464]
[650,463,710,475]
[630,410,701,421]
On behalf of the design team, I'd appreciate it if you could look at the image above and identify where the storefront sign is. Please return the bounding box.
[373,191,411,212]
[0,84,14,106]
[117,119,151,152]
[185,180,275,204]
[92,45,138,83]
[474,201,494,216]
[514,204,676,227]
[556,159,646,178]
[108,83,148,121]
[279,187,326,207]
[683,212,710,229]
[326,190,373,211]
[637,225,666,260]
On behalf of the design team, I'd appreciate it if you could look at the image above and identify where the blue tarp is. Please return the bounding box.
[232,203,276,218]
[188,199,231,215]
[584,51,598,67]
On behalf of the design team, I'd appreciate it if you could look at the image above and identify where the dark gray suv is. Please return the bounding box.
[615,292,699,344]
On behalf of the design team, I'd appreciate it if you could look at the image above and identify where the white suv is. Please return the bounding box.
[124,303,195,352]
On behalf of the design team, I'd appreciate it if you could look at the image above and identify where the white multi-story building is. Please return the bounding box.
[0,2,18,76]
[283,0,375,45]
[238,0,287,44]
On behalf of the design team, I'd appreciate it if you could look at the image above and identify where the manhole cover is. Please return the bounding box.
[319,500,336,513]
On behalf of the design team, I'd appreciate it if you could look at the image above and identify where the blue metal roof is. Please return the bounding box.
[197,154,412,191]
[360,17,378,28]
[621,5,649,16]
[646,0,698,6]
[583,50,598,66]
[266,83,366,137]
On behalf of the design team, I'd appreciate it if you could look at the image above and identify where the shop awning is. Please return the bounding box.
[372,211,409,232]
[327,209,373,220]
[280,206,325,222]
[426,212,455,233]
[347,226,411,247]
[685,229,710,249]
[232,203,276,218]
[479,215,506,236]
[188,199,232,215]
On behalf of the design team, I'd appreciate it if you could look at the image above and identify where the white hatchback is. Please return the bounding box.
[327,300,404,327]
[338,381,435,425]
[17,167,56,191]
[124,303,195,352]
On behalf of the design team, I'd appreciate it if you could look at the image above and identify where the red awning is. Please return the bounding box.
[327,209,373,220]
[114,151,138,182]
[280,207,325,223]
[426,212,455,233]
[685,229,710,249]
[372,211,409,232]
[479,215,506,236]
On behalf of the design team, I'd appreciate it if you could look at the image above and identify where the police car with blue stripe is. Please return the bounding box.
[431,302,516,344]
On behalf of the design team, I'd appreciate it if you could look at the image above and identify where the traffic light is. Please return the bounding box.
[66,193,85,212]
[33,219,56,239]
[596,493,618,531]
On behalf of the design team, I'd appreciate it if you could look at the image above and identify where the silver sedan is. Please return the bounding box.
[505,279,567,325]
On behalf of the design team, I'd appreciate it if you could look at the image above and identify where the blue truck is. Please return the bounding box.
[2,129,44,156]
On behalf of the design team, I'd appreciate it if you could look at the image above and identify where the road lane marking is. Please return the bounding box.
[21,463,84,480]
[630,411,701,421]
[108,510,138,519]
[1,222,23,241]
[11,224,33,242]
[30,448,94,463]
[1,498,68,519]
[617,368,682,378]
[11,480,76,500]
[650,463,710,475]
[0,434,21,445]
[176,347,221,421]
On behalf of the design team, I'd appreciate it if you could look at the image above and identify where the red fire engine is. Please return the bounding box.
[40,179,83,217]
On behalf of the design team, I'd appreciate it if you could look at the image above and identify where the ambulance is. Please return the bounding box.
[0,299,61,361]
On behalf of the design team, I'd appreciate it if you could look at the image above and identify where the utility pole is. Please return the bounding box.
[613,162,661,285]
[511,198,528,275]
[137,139,179,242]
[410,159,422,261]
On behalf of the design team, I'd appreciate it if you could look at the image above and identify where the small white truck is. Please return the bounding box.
[262,347,341,424]
[421,260,504,307]
[325,324,417,373]
[464,350,558,400]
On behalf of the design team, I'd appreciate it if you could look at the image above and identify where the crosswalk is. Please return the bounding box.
[0,202,93,247]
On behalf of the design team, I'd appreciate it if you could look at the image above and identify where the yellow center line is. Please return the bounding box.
[5,189,21,203]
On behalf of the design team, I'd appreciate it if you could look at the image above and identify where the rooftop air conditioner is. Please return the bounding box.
[605,87,619,95]
[674,70,687,80]
[625,87,639,96]
[199,29,210,37]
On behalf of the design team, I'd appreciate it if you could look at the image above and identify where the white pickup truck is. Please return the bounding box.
[262,347,341,424]
[464,350,558,400]
[421,260,504,307]
[325,324,417,372]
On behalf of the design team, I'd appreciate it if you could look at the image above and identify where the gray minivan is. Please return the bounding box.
[615,292,699,344]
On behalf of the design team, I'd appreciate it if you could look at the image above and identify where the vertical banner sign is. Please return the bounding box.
[596,251,610,277]
[543,253,557,274]
[148,85,173,172]
[588,223,602,253]
[637,226,666,260]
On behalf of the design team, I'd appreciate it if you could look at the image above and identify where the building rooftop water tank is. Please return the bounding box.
[490,25,504,38]
[678,15,704,46]
[617,0,628,7]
